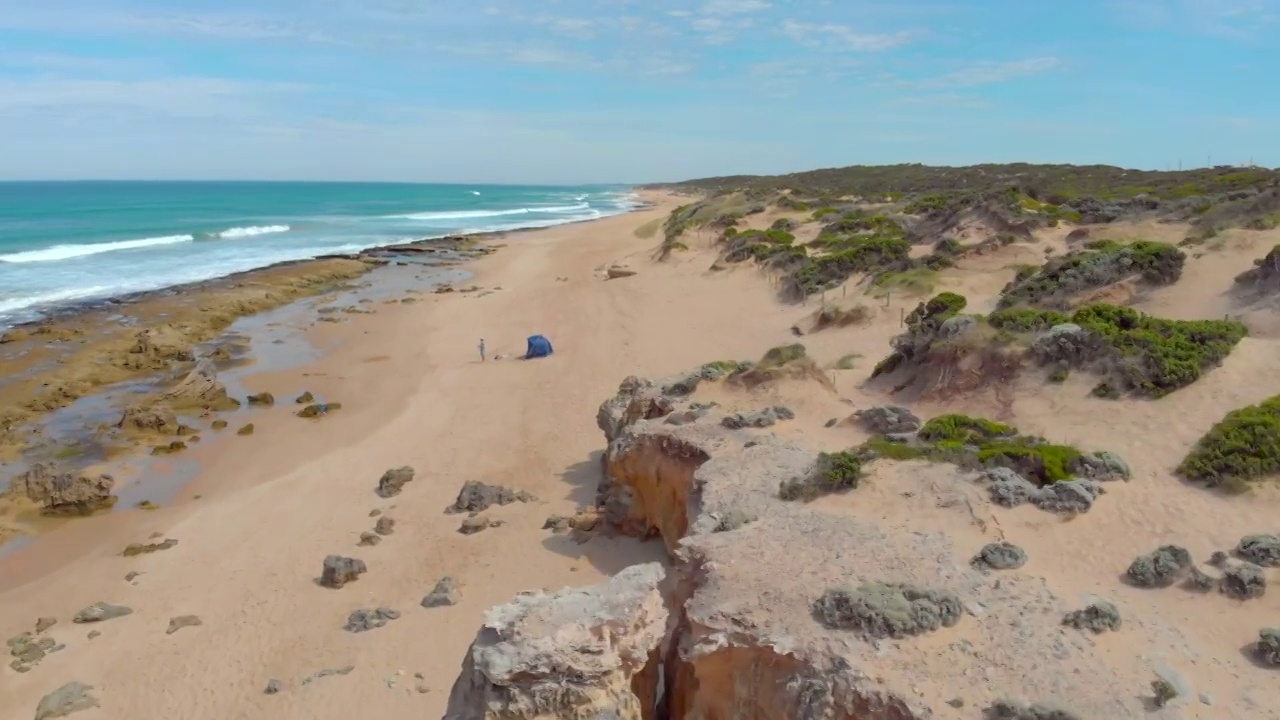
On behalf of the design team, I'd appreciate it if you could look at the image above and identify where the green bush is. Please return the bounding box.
[918,414,1015,444]
[977,441,1082,483]
[779,451,864,501]
[986,307,1071,333]
[788,235,912,296]
[1178,396,1280,487]
[757,343,807,369]
[1071,304,1247,397]
[905,292,967,328]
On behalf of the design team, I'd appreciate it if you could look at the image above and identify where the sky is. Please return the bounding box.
[0,0,1276,184]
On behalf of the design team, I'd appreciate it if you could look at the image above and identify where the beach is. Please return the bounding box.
[4,186,1280,719]
[0,191,700,717]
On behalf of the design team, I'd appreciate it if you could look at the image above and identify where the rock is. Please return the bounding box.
[86,631,99,640]
[1209,550,1230,567]
[151,440,187,455]
[606,265,637,279]
[166,615,203,635]
[1062,601,1121,633]
[376,466,415,498]
[295,391,314,404]
[458,515,503,535]
[442,563,667,720]
[1183,566,1216,592]
[247,392,275,406]
[852,405,922,434]
[446,480,533,514]
[121,538,178,556]
[374,516,396,535]
[211,419,228,430]
[8,632,57,670]
[264,679,283,694]
[358,532,381,546]
[237,423,255,436]
[720,405,795,430]
[73,602,133,623]
[124,571,141,582]
[986,470,1039,508]
[302,665,355,685]
[343,607,400,633]
[1126,545,1192,588]
[162,357,238,410]
[369,509,381,517]
[1074,451,1131,481]
[1237,534,1280,567]
[7,463,116,516]
[1221,563,1266,600]
[34,681,99,720]
[116,405,177,433]
[1029,479,1103,514]
[35,617,56,633]
[320,555,367,589]
[422,577,461,608]
[971,541,1027,571]
[297,402,341,418]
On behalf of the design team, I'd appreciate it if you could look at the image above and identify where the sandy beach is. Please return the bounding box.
[5,187,1280,719]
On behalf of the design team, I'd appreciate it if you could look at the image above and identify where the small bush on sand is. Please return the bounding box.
[1151,677,1179,708]
[971,541,1027,571]
[1125,545,1192,588]
[985,699,1082,720]
[813,582,961,638]
[757,343,807,370]
[1254,628,1280,666]
[712,507,758,533]
[1061,601,1121,633]
[779,451,862,501]
[918,413,1015,444]
[1177,395,1280,488]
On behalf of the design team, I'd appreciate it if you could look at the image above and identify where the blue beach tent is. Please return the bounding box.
[525,334,554,359]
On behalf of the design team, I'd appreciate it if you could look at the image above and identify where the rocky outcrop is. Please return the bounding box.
[162,357,239,410]
[116,405,178,434]
[6,463,117,515]
[442,563,668,720]
[445,373,1157,719]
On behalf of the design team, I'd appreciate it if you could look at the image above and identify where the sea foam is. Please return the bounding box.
[215,224,291,239]
[0,234,194,263]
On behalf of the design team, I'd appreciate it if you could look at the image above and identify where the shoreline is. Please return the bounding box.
[0,202,657,558]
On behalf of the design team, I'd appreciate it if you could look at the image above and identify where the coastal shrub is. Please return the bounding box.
[1062,601,1121,633]
[770,217,798,231]
[870,268,938,297]
[1177,396,1280,487]
[905,292,967,330]
[1255,628,1280,666]
[757,343,806,369]
[997,240,1185,309]
[779,451,863,501]
[788,235,912,296]
[1125,545,1192,588]
[918,413,1015,444]
[813,582,962,638]
[1070,304,1247,397]
[986,307,1071,333]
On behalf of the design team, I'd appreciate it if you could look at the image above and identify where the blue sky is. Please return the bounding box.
[0,0,1276,183]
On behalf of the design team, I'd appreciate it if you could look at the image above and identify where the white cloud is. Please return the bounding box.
[780,20,916,51]
[910,57,1061,88]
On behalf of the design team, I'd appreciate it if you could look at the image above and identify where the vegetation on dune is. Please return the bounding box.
[779,450,864,501]
[997,239,1186,310]
[756,343,807,370]
[986,307,1071,333]
[1177,396,1280,489]
[861,412,1118,486]
[1068,304,1247,398]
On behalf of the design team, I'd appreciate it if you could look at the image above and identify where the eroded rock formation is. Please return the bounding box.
[6,463,117,515]
[444,372,1160,719]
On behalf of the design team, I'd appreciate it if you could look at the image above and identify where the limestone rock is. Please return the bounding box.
[376,466,415,498]
[422,577,461,608]
[972,541,1028,571]
[374,516,396,535]
[163,357,238,410]
[121,538,178,556]
[1221,563,1266,600]
[720,405,795,429]
[8,463,116,516]
[852,405,922,434]
[246,392,275,406]
[320,555,367,589]
[34,681,98,720]
[117,405,177,433]
[344,607,399,633]
[166,615,203,635]
[606,265,637,279]
[73,602,133,623]
[446,481,533,514]
[1237,534,1280,567]
[358,532,381,546]
[442,563,667,720]
[458,515,503,535]
[295,391,314,404]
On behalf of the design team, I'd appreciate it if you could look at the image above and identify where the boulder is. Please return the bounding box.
[852,405,922,434]
[376,466,415,498]
[606,265,637,279]
[442,563,667,720]
[374,516,396,535]
[422,577,461,608]
[163,357,239,410]
[246,392,275,406]
[446,481,533,514]
[320,555,367,589]
[73,602,133,623]
[7,464,116,516]
[344,607,399,633]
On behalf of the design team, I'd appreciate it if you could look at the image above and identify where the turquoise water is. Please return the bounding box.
[0,181,638,327]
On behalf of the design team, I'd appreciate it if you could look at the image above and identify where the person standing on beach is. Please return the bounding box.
[478,338,486,362]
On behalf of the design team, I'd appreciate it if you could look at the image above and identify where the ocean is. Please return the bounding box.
[0,181,639,328]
